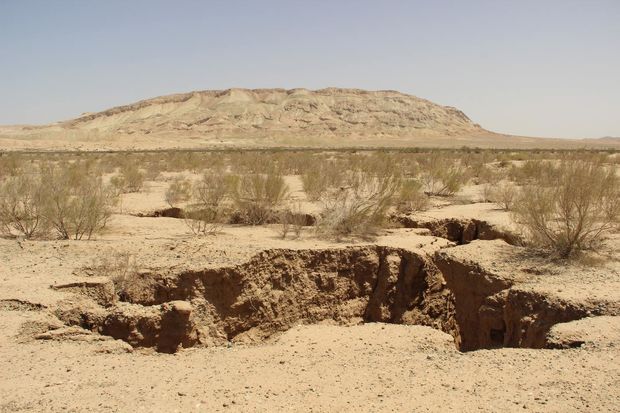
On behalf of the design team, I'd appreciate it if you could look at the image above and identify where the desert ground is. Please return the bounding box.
[0,149,619,412]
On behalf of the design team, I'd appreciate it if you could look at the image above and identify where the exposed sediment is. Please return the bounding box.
[56,246,456,352]
[397,215,520,245]
[51,237,618,354]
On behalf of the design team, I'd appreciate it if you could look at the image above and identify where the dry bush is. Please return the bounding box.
[40,165,117,240]
[0,175,48,238]
[165,176,192,208]
[301,159,342,201]
[462,152,492,180]
[317,171,400,239]
[0,153,23,177]
[278,203,306,239]
[478,165,504,201]
[182,173,235,235]
[233,173,289,225]
[228,152,275,174]
[183,207,222,236]
[396,179,429,214]
[111,162,145,193]
[274,152,315,175]
[419,154,467,196]
[93,252,152,303]
[508,160,558,185]
[490,182,518,211]
[194,173,235,210]
[512,159,619,258]
[0,163,116,240]
[359,152,402,177]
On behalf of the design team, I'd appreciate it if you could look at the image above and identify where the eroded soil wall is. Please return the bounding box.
[58,246,457,352]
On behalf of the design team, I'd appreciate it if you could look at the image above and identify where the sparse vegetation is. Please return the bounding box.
[40,165,116,240]
[0,175,47,238]
[512,159,619,258]
[165,176,192,208]
[278,203,306,239]
[182,173,234,236]
[490,182,518,211]
[0,163,116,240]
[2,149,618,255]
[419,154,468,196]
[111,162,145,193]
[93,252,152,303]
[233,173,289,225]
[301,159,342,201]
[317,171,400,239]
[396,179,429,214]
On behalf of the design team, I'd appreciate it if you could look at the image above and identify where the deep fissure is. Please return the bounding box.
[53,242,599,354]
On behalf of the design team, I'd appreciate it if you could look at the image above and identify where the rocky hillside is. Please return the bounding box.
[60,88,484,142]
[3,87,617,150]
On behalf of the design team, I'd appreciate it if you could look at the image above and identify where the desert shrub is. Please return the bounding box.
[233,173,289,225]
[182,207,222,236]
[40,165,116,240]
[181,173,234,235]
[94,252,152,303]
[0,165,116,240]
[229,152,276,174]
[419,154,468,196]
[275,152,315,175]
[194,173,235,210]
[111,162,145,193]
[317,171,400,239]
[278,203,306,239]
[301,159,342,201]
[0,153,23,177]
[0,175,48,238]
[512,159,619,258]
[165,176,192,208]
[509,160,558,185]
[490,182,518,211]
[359,152,401,177]
[462,152,491,179]
[278,210,291,239]
[396,179,429,214]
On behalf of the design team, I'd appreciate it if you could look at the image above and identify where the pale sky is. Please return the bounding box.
[1,0,619,138]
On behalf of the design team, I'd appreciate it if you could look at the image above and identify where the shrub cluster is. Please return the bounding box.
[0,163,117,240]
[512,159,619,257]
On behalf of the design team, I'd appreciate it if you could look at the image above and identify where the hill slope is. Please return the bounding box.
[66,88,483,139]
[0,88,617,150]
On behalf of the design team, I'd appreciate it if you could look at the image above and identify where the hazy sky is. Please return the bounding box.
[1,0,619,138]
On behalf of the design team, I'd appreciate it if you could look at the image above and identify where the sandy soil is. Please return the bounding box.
[1,181,619,412]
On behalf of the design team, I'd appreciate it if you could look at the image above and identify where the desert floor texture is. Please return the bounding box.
[1,172,619,412]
